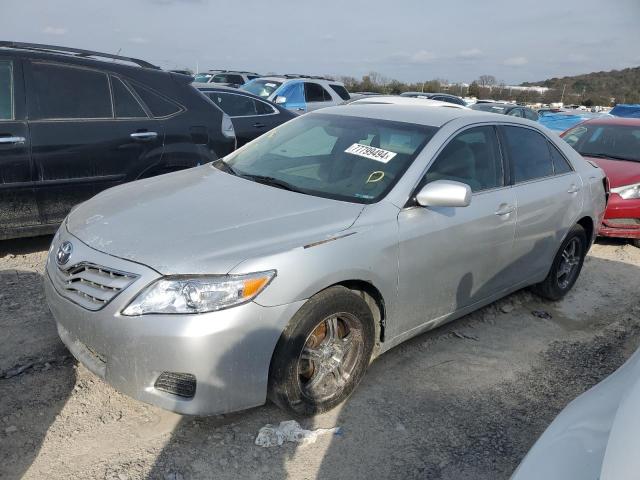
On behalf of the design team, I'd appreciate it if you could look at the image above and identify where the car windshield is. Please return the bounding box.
[241,79,282,98]
[219,113,437,204]
[563,124,640,162]
[194,73,214,83]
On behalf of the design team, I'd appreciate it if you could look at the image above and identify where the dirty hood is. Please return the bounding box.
[67,165,365,274]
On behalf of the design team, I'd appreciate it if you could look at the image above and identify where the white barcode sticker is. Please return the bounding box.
[345,143,397,163]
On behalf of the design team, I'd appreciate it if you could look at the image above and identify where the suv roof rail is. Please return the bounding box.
[0,41,160,69]
[206,69,260,75]
[283,74,335,81]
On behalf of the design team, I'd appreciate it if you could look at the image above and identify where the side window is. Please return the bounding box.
[424,126,503,192]
[524,109,539,121]
[228,74,244,85]
[130,83,181,118]
[507,108,523,118]
[29,63,112,119]
[247,75,259,80]
[206,92,257,116]
[549,142,573,174]
[255,99,276,115]
[111,77,147,118]
[0,60,13,120]
[329,84,351,101]
[277,82,304,104]
[503,126,554,183]
[305,82,331,102]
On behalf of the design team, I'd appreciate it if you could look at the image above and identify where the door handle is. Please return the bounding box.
[130,131,158,141]
[253,122,266,128]
[0,136,26,145]
[296,108,305,111]
[567,185,581,194]
[495,204,515,216]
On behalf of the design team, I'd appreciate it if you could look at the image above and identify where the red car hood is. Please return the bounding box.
[585,157,640,188]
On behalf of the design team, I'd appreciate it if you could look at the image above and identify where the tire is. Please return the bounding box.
[632,239,640,249]
[532,224,587,301]
[268,286,375,416]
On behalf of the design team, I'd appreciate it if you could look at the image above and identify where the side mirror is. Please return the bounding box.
[416,180,472,208]
[274,96,287,105]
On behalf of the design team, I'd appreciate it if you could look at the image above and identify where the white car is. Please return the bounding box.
[512,345,640,480]
[240,75,350,114]
[349,95,468,109]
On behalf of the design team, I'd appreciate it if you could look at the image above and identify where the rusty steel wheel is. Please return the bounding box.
[297,313,364,403]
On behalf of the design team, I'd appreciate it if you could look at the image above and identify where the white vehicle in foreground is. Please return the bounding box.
[512,345,640,479]
[349,95,468,109]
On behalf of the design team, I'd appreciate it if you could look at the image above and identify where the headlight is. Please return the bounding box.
[121,270,276,316]
[611,182,640,200]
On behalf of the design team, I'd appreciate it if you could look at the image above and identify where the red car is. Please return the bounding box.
[562,117,640,247]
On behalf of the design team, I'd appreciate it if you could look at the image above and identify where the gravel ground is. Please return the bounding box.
[1,236,639,480]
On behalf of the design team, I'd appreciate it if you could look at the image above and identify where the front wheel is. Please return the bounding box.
[268,286,375,416]
[532,224,587,301]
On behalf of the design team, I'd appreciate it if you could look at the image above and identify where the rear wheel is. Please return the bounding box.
[532,224,587,301]
[268,286,374,416]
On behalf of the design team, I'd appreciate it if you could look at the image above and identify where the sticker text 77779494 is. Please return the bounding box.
[344,143,397,163]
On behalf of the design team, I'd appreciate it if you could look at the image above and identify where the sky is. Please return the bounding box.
[2,0,639,85]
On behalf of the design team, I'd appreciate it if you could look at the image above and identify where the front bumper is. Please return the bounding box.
[598,194,640,239]
[44,227,305,415]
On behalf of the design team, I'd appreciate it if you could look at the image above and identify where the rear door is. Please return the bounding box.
[204,90,285,146]
[0,55,39,235]
[24,61,164,225]
[304,82,334,112]
[499,125,583,280]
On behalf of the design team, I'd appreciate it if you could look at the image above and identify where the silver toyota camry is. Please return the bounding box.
[44,104,606,416]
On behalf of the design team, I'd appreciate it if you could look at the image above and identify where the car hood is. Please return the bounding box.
[67,165,365,274]
[585,156,640,188]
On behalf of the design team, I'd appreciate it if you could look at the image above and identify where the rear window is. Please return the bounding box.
[329,84,351,101]
[130,83,181,118]
[29,62,112,119]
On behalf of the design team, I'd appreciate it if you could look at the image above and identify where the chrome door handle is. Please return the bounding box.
[130,131,158,140]
[296,108,305,111]
[495,204,515,216]
[567,185,581,194]
[0,136,26,145]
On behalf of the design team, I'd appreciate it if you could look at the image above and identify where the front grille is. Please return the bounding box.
[52,262,138,311]
[155,372,197,398]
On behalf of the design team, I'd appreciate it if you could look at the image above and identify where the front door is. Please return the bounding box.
[0,56,39,236]
[396,125,516,336]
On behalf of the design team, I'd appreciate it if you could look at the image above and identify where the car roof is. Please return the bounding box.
[255,76,344,86]
[318,103,490,127]
[349,95,467,109]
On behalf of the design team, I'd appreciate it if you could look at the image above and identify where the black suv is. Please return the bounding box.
[0,42,236,240]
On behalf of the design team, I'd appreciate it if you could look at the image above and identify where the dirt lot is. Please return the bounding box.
[1,236,639,480]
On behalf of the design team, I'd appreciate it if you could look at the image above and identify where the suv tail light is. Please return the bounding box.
[221,113,236,140]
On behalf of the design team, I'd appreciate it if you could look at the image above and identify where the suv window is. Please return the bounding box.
[0,60,13,120]
[549,142,573,174]
[29,63,112,119]
[507,108,523,118]
[206,92,258,116]
[424,126,503,192]
[111,76,147,118]
[255,99,275,115]
[329,84,350,101]
[212,73,244,85]
[523,108,539,121]
[503,126,554,183]
[305,82,332,102]
[130,83,181,118]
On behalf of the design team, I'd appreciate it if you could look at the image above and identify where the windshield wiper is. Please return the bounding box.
[212,159,238,175]
[580,152,637,162]
[240,174,306,193]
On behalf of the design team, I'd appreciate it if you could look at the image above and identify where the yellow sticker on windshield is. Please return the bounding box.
[345,143,397,163]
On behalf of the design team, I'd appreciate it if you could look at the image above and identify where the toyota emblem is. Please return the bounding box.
[56,241,73,266]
